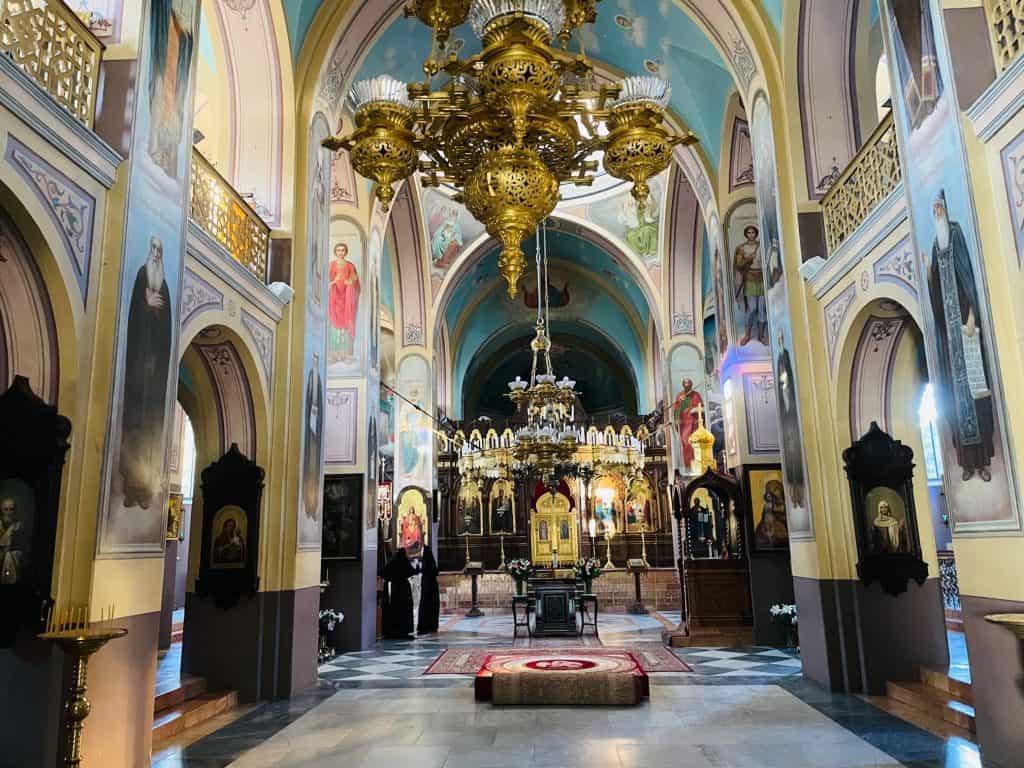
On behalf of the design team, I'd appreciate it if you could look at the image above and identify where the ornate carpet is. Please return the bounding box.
[474,651,650,705]
[424,645,692,675]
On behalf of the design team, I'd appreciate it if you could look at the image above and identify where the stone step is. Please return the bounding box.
[152,690,239,743]
[154,674,206,714]
[886,680,976,733]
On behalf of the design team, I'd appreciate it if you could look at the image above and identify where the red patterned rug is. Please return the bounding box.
[475,650,650,705]
[424,645,692,674]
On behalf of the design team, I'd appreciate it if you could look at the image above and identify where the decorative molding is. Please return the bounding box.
[1001,128,1024,267]
[186,221,284,324]
[810,183,908,300]
[967,50,1024,142]
[824,283,857,367]
[849,315,906,438]
[404,323,424,346]
[0,54,121,188]
[196,341,257,458]
[728,117,754,191]
[872,235,917,298]
[5,136,95,302]
[181,268,224,327]
[331,149,359,206]
[729,37,756,92]
[671,312,695,336]
[241,308,274,386]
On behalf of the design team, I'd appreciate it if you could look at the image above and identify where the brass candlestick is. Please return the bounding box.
[38,604,127,768]
[499,533,507,569]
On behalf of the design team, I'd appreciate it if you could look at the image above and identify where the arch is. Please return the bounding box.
[0,207,59,404]
[177,322,268,595]
[665,166,706,340]
[463,324,641,420]
[178,324,267,465]
[193,0,294,227]
[0,185,79,413]
[433,215,665,347]
[386,183,428,348]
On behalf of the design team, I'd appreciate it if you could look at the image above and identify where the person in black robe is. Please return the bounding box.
[120,236,173,510]
[380,548,417,640]
[417,546,440,635]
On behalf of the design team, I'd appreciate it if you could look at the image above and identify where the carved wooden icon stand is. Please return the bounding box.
[0,376,71,647]
[195,444,265,609]
[843,422,927,597]
[663,468,749,647]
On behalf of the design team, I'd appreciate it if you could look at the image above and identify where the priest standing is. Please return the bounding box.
[417,547,440,635]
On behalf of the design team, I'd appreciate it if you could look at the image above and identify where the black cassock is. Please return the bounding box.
[417,547,440,635]
[119,265,172,509]
[380,548,416,639]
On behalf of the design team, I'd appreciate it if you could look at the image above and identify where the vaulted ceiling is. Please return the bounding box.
[283,1,787,168]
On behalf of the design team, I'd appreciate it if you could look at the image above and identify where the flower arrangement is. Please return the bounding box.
[770,603,798,648]
[317,609,344,664]
[574,557,603,593]
[506,558,534,594]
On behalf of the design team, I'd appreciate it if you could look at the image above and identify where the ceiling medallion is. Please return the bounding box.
[323,0,695,296]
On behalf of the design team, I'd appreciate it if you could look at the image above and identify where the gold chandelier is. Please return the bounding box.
[452,220,644,486]
[323,0,695,297]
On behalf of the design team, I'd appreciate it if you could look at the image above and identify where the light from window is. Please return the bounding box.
[918,382,943,482]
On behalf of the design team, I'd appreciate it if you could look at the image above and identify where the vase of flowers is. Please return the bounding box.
[574,557,603,594]
[770,603,798,649]
[506,558,534,595]
[318,608,344,664]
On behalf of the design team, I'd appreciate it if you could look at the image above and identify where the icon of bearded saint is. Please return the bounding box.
[120,236,173,510]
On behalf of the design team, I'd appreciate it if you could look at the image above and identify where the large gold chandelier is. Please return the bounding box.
[323,0,695,296]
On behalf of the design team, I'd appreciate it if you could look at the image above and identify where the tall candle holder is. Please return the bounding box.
[499,532,507,569]
[603,520,616,570]
[38,603,127,768]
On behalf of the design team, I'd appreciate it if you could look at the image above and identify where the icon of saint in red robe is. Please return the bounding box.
[672,378,704,471]
[328,243,360,361]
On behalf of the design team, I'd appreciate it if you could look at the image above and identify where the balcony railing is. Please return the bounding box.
[985,0,1024,71]
[189,149,270,282]
[820,112,901,255]
[0,0,103,128]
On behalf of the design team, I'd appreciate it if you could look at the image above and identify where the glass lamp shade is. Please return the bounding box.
[348,75,414,111]
[611,75,671,109]
[469,0,566,39]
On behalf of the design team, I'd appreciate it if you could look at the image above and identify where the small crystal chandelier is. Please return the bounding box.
[323,0,696,297]
[504,220,580,485]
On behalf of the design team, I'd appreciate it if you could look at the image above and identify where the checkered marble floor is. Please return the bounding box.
[674,646,803,676]
[318,611,802,687]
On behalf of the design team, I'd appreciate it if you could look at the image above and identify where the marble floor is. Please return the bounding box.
[152,612,981,768]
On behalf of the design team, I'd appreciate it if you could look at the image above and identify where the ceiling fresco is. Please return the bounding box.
[442,228,653,417]
[442,227,651,335]
[286,1,746,167]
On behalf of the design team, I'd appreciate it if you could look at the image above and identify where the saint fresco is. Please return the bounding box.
[328,242,360,362]
[298,116,331,549]
[671,378,703,471]
[99,0,200,553]
[750,96,812,539]
[882,0,1018,531]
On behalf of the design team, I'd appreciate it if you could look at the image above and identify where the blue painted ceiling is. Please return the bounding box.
[285,1,748,168]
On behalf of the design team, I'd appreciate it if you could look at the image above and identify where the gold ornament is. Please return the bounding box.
[463,147,560,297]
[323,0,694,292]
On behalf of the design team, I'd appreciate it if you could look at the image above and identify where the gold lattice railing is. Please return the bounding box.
[0,0,103,127]
[985,0,1024,71]
[189,149,270,282]
[820,113,901,255]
